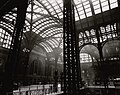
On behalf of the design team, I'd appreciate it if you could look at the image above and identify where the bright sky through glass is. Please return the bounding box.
[0,0,118,53]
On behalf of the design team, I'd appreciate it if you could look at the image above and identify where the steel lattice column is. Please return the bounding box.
[2,0,28,95]
[63,0,81,94]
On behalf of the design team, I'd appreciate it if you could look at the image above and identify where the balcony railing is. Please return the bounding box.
[7,84,63,95]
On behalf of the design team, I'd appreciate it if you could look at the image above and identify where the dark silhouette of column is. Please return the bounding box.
[2,0,28,95]
[63,0,81,94]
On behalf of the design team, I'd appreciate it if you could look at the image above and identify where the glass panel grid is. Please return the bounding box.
[80,53,92,63]
[40,42,53,52]
[92,0,101,14]
[0,28,12,49]
[0,0,119,53]
[109,0,118,9]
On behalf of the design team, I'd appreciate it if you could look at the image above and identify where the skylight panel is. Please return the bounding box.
[0,22,13,32]
[77,6,84,11]
[27,5,31,12]
[49,8,54,12]
[32,15,38,20]
[85,8,91,13]
[100,0,106,2]
[46,40,54,48]
[47,39,58,48]
[83,1,89,6]
[33,5,38,10]
[102,5,109,12]
[84,4,90,9]
[59,2,63,8]
[79,10,85,15]
[80,14,86,19]
[53,33,62,38]
[82,0,87,3]
[44,28,61,36]
[54,5,59,10]
[12,0,118,53]
[101,0,109,12]
[50,0,56,3]
[86,12,92,17]
[47,5,51,9]
[54,6,60,12]
[40,42,52,52]
[48,32,61,37]
[110,0,118,9]
[52,2,56,6]
[109,0,117,4]
[43,2,49,6]
[101,0,108,6]
[95,9,101,14]
[56,0,62,4]
[26,13,31,19]
[74,0,81,4]
[54,14,58,18]
[42,0,47,4]
[92,0,101,14]
[40,27,59,37]
[0,28,12,49]
[51,39,59,45]
[94,4,100,10]
[5,14,16,20]
[75,16,80,21]
[58,13,63,18]
[93,0,99,5]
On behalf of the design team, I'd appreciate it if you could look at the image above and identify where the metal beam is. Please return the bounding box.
[2,0,28,94]
[63,0,81,94]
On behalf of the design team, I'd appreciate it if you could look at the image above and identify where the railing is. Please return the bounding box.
[7,84,63,95]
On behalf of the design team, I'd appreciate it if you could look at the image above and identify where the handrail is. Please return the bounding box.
[7,84,63,95]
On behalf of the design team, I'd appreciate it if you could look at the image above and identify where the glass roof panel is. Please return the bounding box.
[46,39,58,48]
[0,28,12,49]
[40,42,53,52]
[92,0,101,14]
[110,1,118,9]
[0,0,119,52]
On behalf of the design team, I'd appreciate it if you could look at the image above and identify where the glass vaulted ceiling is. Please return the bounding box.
[0,0,118,52]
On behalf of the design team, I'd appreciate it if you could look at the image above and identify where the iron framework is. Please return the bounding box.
[63,0,81,94]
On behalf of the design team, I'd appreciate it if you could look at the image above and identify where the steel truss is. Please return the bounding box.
[63,0,81,94]
[1,0,28,95]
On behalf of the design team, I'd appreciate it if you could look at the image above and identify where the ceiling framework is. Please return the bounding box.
[0,0,29,94]
[0,0,119,57]
[0,0,120,94]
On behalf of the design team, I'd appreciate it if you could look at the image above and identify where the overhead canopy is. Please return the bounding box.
[0,0,119,55]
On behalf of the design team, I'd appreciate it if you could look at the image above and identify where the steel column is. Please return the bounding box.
[63,0,81,94]
[2,0,28,95]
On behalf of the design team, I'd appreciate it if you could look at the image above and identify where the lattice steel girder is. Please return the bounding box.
[63,0,81,94]
[2,0,29,95]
